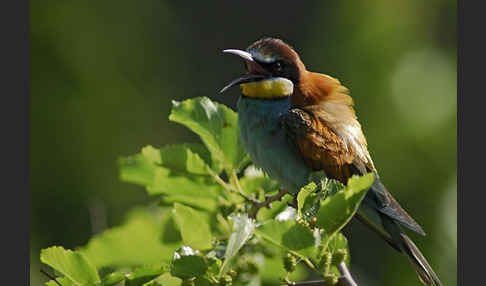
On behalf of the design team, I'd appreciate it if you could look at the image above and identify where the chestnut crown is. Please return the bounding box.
[246,38,306,84]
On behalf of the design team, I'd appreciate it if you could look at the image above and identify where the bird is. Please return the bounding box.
[220,37,442,286]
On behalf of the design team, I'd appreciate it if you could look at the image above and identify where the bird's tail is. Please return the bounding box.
[355,175,443,285]
[381,214,443,286]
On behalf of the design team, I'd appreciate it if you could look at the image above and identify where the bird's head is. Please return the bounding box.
[220,37,306,99]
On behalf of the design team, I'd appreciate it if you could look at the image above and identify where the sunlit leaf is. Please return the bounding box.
[151,273,182,286]
[119,145,223,200]
[316,173,374,236]
[126,265,165,286]
[160,194,218,212]
[172,203,213,250]
[160,144,212,175]
[80,208,181,268]
[255,220,316,258]
[40,246,100,286]
[45,277,75,286]
[99,271,125,286]
[239,176,280,196]
[257,196,293,221]
[297,182,318,219]
[169,97,249,173]
[327,232,350,267]
[260,250,308,285]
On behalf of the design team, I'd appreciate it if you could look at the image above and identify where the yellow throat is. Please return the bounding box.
[240,77,294,99]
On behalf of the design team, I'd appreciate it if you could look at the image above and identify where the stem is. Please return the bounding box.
[207,167,233,192]
[287,281,326,286]
[337,262,358,286]
[231,170,244,194]
[229,170,255,202]
[207,167,254,203]
[287,262,358,286]
[248,188,288,219]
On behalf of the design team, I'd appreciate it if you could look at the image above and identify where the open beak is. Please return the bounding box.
[220,49,270,93]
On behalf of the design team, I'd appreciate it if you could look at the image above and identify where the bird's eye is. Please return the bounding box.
[273,61,282,72]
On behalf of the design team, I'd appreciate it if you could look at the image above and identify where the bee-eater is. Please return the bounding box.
[220,38,442,286]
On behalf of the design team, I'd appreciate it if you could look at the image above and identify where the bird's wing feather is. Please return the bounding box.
[282,107,355,183]
[282,106,425,235]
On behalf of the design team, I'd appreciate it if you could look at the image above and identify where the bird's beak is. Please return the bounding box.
[220,49,270,93]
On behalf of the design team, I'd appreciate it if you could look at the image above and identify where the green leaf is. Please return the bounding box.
[80,208,181,268]
[151,273,182,286]
[126,265,165,286]
[100,271,125,286]
[220,214,256,275]
[316,173,375,236]
[45,277,75,286]
[255,220,316,258]
[119,145,223,209]
[193,277,213,286]
[170,247,208,279]
[256,196,293,221]
[297,182,318,219]
[169,97,249,173]
[323,179,345,197]
[172,203,213,250]
[206,256,222,276]
[327,233,350,267]
[40,246,100,286]
[239,176,280,196]
[260,251,308,285]
[119,145,161,187]
[160,144,212,175]
[160,194,218,212]
[44,277,76,286]
[317,232,351,277]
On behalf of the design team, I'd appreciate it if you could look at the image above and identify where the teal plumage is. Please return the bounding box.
[237,96,312,193]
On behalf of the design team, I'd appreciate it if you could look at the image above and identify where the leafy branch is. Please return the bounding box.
[248,188,289,219]
[39,97,374,286]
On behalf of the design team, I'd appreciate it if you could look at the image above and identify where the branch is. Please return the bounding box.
[337,262,358,286]
[248,188,289,219]
[287,262,358,286]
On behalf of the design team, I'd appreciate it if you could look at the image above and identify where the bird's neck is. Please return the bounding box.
[238,96,292,118]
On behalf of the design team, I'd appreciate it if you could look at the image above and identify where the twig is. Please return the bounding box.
[248,188,289,219]
[337,262,358,286]
[287,280,326,285]
[230,170,256,202]
[40,269,62,286]
[207,167,234,192]
[207,167,255,202]
[287,262,358,286]
[231,170,245,195]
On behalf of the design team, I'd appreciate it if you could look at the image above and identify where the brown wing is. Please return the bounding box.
[283,107,426,235]
[290,71,376,179]
[282,107,361,184]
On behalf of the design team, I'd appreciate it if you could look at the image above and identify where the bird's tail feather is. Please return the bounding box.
[381,214,443,286]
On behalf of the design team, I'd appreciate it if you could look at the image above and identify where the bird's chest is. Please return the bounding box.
[237,96,312,193]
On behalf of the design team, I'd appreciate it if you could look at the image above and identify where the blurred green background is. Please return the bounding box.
[31,1,456,285]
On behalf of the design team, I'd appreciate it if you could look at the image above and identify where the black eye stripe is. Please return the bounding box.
[255,60,284,71]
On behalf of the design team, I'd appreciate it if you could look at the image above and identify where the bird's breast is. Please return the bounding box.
[237,96,312,193]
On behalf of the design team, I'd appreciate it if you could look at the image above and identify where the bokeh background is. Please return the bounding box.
[31,1,456,285]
